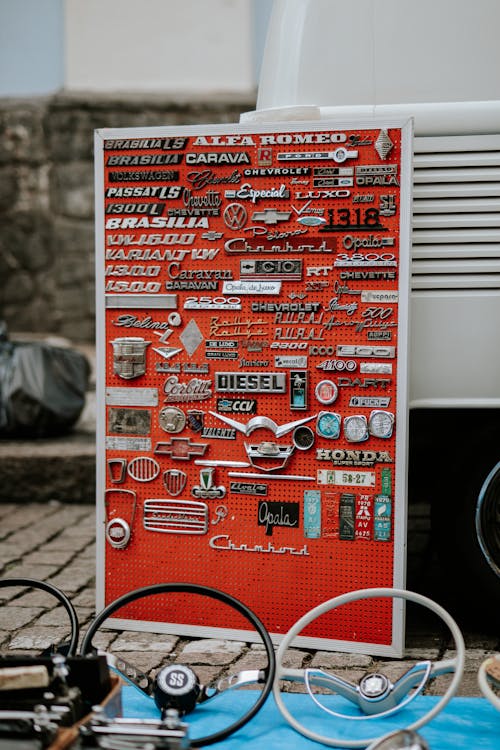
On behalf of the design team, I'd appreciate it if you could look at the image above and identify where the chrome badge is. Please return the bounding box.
[143,499,208,535]
[110,337,151,380]
[162,469,188,496]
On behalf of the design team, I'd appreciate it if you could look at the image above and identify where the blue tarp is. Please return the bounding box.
[122,686,499,748]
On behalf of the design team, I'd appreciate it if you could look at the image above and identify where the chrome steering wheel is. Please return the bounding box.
[80,582,275,747]
[273,587,465,748]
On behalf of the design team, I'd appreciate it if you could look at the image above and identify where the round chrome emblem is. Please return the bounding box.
[343,414,369,442]
[369,410,395,439]
[316,411,341,438]
[315,380,338,405]
[159,406,187,433]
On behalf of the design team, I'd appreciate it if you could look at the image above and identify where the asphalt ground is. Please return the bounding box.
[0,500,499,704]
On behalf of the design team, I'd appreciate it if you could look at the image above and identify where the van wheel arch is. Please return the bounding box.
[431,456,500,628]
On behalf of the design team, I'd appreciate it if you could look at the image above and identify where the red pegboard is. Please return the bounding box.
[95,119,413,655]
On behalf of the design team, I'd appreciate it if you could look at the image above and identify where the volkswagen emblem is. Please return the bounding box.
[223,202,247,230]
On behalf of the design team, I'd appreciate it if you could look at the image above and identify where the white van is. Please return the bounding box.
[247,0,500,621]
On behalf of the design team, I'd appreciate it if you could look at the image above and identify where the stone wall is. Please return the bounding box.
[0,93,255,343]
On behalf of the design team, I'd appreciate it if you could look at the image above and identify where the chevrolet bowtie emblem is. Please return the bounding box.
[154,438,208,460]
[208,411,316,438]
[251,209,291,224]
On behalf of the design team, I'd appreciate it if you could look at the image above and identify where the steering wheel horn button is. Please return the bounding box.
[359,673,391,700]
[154,664,201,715]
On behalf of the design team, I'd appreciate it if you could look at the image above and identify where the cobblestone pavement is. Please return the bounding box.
[1,501,499,701]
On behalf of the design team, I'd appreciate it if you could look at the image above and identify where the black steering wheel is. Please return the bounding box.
[0,577,79,656]
[80,582,276,747]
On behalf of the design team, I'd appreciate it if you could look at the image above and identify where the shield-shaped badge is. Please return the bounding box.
[200,467,214,492]
[187,409,205,432]
[162,469,187,497]
[110,337,151,380]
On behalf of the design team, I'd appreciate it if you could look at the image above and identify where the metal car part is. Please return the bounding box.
[244,441,294,471]
[79,707,189,749]
[208,411,316,438]
[104,489,136,550]
[273,587,465,748]
[127,456,160,482]
[366,729,430,750]
[79,582,276,748]
[143,500,209,535]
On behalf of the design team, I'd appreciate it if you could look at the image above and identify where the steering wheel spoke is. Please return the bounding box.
[304,668,360,703]
[200,668,267,703]
[104,652,154,696]
[428,656,460,678]
[389,661,431,703]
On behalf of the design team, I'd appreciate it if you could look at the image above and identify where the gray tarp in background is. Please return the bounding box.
[0,329,90,437]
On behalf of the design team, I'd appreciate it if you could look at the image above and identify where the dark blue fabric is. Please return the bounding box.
[122,686,499,748]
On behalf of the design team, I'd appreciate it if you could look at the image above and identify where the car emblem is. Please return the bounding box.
[292,425,315,451]
[162,469,187,496]
[368,410,395,439]
[110,337,151,380]
[290,371,308,410]
[208,411,316,438]
[223,202,247,229]
[244,442,295,471]
[191,468,226,499]
[296,215,327,227]
[277,147,358,164]
[154,438,208,460]
[127,456,160,482]
[153,346,183,360]
[143,499,208,535]
[315,380,339,405]
[316,411,342,439]
[251,209,291,224]
[375,129,394,160]
[344,414,369,443]
[179,319,204,357]
[158,406,186,433]
[104,489,136,549]
[107,457,127,484]
[186,409,205,432]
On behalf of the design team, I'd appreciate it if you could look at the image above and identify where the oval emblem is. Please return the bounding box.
[297,215,326,227]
